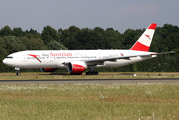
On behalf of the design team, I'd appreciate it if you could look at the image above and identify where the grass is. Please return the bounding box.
[0,72,179,80]
[0,83,179,119]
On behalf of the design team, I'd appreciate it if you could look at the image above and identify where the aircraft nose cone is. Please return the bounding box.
[3,58,13,66]
[2,59,7,65]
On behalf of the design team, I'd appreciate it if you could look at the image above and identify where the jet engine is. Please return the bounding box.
[40,68,57,72]
[67,61,87,74]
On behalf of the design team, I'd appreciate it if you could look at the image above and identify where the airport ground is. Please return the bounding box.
[1,72,179,80]
[0,72,179,119]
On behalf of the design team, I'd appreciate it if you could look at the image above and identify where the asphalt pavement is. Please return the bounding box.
[0,78,179,84]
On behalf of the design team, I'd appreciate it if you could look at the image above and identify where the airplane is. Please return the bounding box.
[2,23,174,75]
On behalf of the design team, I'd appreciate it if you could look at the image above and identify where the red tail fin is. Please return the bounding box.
[130,23,157,52]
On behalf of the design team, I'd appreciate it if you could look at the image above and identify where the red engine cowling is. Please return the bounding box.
[67,61,87,74]
[40,68,57,72]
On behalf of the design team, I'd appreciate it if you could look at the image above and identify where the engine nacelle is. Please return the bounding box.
[67,61,87,73]
[40,68,57,72]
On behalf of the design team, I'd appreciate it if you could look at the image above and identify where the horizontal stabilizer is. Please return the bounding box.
[151,51,175,55]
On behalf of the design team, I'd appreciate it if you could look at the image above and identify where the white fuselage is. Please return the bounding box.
[3,50,157,69]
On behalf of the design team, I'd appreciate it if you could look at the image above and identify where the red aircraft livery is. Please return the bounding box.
[50,52,72,57]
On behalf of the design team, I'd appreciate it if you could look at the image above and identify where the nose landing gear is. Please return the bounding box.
[15,67,21,76]
[16,71,21,76]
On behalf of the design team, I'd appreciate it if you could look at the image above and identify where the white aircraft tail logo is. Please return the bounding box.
[130,23,157,52]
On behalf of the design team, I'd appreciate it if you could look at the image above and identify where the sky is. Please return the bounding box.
[0,0,179,33]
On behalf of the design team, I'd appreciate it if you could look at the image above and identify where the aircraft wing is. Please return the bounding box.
[62,53,151,64]
[83,51,175,63]
[83,54,149,63]
[62,51,175,65]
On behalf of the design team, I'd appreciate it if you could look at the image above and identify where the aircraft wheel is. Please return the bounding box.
[86,71,98,75]
[86,72,91,75]
[94,71,98,75]
[70,73,82,75]
[16,71,21,76]
[91,72,94,75]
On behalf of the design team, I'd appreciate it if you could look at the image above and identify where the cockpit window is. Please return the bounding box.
[6,56,13,59]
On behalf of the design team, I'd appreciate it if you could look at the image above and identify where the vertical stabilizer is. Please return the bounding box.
[130,23,157,52]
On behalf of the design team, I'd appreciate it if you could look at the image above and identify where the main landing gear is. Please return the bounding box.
[15,67,21,76]
[86,71,98,75]
[70,73,82,75]
[86,66,98,75]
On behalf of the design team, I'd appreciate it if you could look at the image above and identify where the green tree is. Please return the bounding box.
[0,47,11,72]
[3,36,26,53]
[25,28,41,39]
[47,40,67,50]
[41,26,59,44]
[105,28,123,49]
[60,26,81,49]
[131,63,137,72]
[0,26,12,36]
[76,28,94,49]
[20,37,47,50]
[11,27,23,37]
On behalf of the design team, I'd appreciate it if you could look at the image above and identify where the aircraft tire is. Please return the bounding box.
[86,72,90,75]
[16,72,21,76]
[86,71,98,75]
[70,73,82,75]
[94,71,98,75]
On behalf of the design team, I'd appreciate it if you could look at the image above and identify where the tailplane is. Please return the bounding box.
[130,23,157,52]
